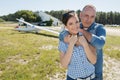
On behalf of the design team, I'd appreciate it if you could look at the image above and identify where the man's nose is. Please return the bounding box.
[86,17,90,22]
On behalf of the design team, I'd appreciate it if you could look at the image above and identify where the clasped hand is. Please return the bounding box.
[64,34,87,46]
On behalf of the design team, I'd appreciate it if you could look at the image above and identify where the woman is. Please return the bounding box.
[58,11,96,80]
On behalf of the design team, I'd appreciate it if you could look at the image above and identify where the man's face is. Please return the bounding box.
[80,8,96,28]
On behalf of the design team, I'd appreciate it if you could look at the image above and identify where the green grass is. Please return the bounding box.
[0,23,65,80]
[0,22,120,80]
[104,35,120,60]
[105,25,120,29]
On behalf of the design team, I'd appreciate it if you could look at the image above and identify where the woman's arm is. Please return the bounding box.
[79,36,97,64]
[60,35,77,68]
[60,43,74,68]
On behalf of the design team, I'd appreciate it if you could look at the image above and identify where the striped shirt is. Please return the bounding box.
[58,41,95,79]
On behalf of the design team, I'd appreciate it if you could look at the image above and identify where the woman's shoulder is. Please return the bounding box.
[59,41,68,46]
[58,41,68,53]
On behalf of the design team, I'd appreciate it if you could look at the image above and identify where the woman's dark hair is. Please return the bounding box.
[62,10,75,26]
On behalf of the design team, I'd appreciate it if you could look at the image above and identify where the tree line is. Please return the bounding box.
[0,10,120,25]
[46,10,120,25]
[0,10,41,22]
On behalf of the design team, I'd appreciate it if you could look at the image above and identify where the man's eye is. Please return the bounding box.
[91,16,95,18]
[85,15,88,18]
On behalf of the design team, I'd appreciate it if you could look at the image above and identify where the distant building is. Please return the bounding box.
[35,11,61,26]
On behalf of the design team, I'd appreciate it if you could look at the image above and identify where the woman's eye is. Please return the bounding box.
[69,22,73,25]
[76,21,79,23]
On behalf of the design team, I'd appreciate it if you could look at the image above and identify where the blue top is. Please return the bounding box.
[59,22,106,78]
[58,41,95,79]
[81,22,106,49]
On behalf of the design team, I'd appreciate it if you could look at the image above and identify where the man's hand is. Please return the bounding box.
[79,28,92,42]
[64,34,71,44]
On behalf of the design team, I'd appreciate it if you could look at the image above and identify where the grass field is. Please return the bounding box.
[0,22,120,80]
[104,35,120,59]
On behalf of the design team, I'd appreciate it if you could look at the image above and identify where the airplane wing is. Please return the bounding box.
[16,18,60,35]
[35,25,59,35]
[16,18,34,26]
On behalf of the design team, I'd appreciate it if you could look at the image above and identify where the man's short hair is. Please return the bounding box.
[82,4,96,12]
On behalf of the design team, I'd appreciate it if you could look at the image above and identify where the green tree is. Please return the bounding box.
[76,9,81,21]
[15,10,41,22]
[0,18,5,22]
[46,18,53,26]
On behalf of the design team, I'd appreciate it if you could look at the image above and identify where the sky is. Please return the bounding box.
[0,0,120,16]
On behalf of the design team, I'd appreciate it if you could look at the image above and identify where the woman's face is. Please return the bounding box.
[66,16,80,35]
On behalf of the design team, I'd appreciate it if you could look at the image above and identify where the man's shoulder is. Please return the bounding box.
[59,30,69,41]
[89,23,106,33]
[93,23,105,29]
[93,23,106,33]
[59,30,69,37]
[94,23,104,27]
[60,30,69,34]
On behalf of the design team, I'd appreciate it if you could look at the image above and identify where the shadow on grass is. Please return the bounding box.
[35,33,59,39]
[12,30,59,39]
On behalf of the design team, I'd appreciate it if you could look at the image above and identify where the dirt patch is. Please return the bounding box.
[106,27,120,36]
[103,54,120,80]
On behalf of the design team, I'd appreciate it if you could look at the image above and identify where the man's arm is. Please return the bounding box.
[59,29,97,61]
[59,30,69,41]
[80,25,106,49]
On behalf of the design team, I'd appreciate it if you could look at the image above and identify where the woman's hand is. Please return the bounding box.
[78,36,87,46]
[69,35,78,46]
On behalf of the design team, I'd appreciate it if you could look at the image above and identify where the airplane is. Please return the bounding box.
[15,18,60,35]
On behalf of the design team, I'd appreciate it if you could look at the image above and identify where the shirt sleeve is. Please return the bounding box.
[58,41,67,54]
[59,30,69,41]
[90,24,106,49]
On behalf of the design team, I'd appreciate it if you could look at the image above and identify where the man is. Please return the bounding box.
[59,5,106,80]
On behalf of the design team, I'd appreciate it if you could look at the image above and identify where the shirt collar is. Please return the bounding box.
[80,22,96,31]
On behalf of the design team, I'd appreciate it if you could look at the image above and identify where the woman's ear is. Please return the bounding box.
[80,12,82,19]
[65,25,68,29]
[64,25,69,31]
